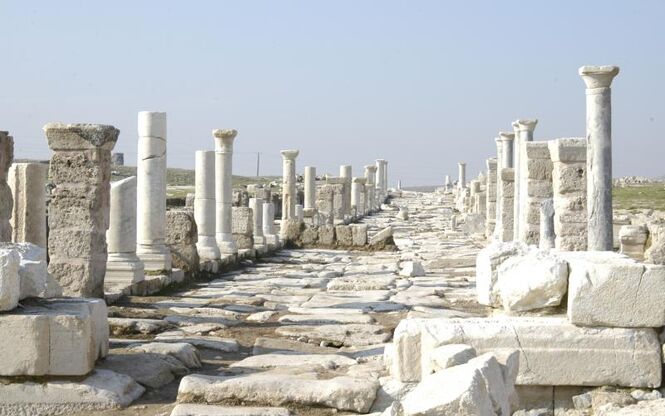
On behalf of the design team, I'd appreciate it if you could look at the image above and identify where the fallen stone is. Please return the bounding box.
[97,351,187,388]
[108,317,171,335]
[275,324,391,347]
[564,251,665,327]
[177,372,379,413]
[0,369,144,415]
[0,242,49,299]
[369,226,396,249]
[496,249,568,312]
[476,241,529,307]
[155,331,239,352]
[170,404,292,416]
[230,352,357,370]
[429,344,477,373]
[129,342,202,368]
[0,247,20,311]
[278,313,374,325]
[246,311,278,323]
[392,317,661,387]
[399,261,425,277]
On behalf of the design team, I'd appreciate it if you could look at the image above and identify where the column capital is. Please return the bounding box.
[364,165,377,172]
[213,129,237,151]
[280,149,299,160]
[514,119,538,132]
[354,177,367,185]
[376,159,387,164]
[579,65,620,89]
[499,132,515,142]
[458,161,466,166]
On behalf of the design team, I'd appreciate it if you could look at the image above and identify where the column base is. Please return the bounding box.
[196,236,221,261]
[136,244,172,272]
[217,235,238,255]
[105,253,145,285]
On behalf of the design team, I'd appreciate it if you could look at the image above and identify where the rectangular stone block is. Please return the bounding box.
[335,225,353,246]
[552,163,586,194]
[231,207,253,235]
[0,314,50,375]
[564,251,665,327]
[351,224,368,246]
[392,317,661,387]
[548,137,586,163]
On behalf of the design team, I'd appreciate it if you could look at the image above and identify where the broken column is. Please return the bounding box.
[249,197,265,249]
[214,129,238,256]
[303,166,316,216]
[580,65,620,251]
[518,142,553,245]
[8,163,48,247]
[45,123,119,297]
[280,150,299,220]
[0,132,13,242]
[364,165,377,213]
[540,198,555,249]
[136,112,171,272]
[513,119,538,241]
[457,162,466,190]
[340,165,352,217]
[485,158,497,238]
[548,138,587,251]
[351,177,362,218]
[263,202,278,246]
[105,176,144,286]
[194,150,220,261]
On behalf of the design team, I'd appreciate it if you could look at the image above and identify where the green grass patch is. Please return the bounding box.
[613,184,665,212]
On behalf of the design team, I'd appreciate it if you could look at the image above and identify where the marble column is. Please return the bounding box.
[351,177,362,217]
[304,166,316,214]
[339,165,352,217]
[494,137,503,238]
[281,150,299,220]
[214,129,238,255]
[194,150,220,260]
[0,132,13,242]
[497,131,515,240]
[249,197,265,247]
[364,165,377,212]
[457,162,466,189]
[500,132,515,168]
[513,119,538,241]
[106,176,144,286]
[136,112,171,272]
[375,159,386,204]
[579,65,620,251]
[357,177,368,215]
[485,158,497,238]
[444,175,452,190]
[45,123,118,297]
[8,162,48,247]
[263,202,278,246]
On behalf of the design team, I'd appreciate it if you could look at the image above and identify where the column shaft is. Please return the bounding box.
[214,129,238,255]
[195,150,220,260]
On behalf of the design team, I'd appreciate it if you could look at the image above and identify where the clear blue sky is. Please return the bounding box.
[1,1,664,185]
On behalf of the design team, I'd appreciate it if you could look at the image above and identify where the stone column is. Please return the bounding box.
[136,112,171,272]
[497,168,515,241]
[45,123,118,297]
[539,198,555,249]
[106,176,144,286]
[281,150,299,220]
[518,142,553,245]
[214,129,238,255]
[351,177,362,217]
[263,202,278,246]
[340,165,352,217]
[356,177,368,215]
[304,166,316,214]
[375,160,386,204]
[457,162,466,189]
[513,119,538,241]
[194,150,220,260]
[494,138,503,238]
[485,158,497,238]
[8,162,48,247]
[444,175,452,190]
[249,197,265,248]
[500,132,515,168]
[364,165,377,212]
[0,132,13,241]
[579,65,620,251]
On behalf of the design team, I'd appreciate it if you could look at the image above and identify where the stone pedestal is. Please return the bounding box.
[45,123,118,298]
[580,65,620,251]
[214,129,238,255]
[106,176,144,286]
[513,119,538,241]
[8,163,47,247]
[485,158,497,238]
[457,162,466,190]
[339,165,352,217]
[263,202,278,246]
[304,166,316,215]
[549,138,587,251]
[518,142,553,245]
[281,150,299,220]
[619,225,648,261]
[249,197,266,247]
[364,165,377,213]
[0,132,13,242]
[195,150,220,260]
[136,112,171,272]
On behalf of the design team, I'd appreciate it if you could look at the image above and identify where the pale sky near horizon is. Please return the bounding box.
[1,1,664,186]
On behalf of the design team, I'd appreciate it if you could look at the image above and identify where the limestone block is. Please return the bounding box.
[0,248,20,311]
[399,261,425,277]
[318,225,335,246]
[335,225,353,246]
[565,251,665,327]
[0,314,50,375]
[369,226,396,249]
[496,249,568,312]
[0,132,14,242]
[351,224,368,246]
[619,225,648,261]
[429,344,476,373]
[166,209,200,273]
[552,163,586,194]
[0,242,48,299]
[548,137,586,163]
[231,207,253,236]
[8,162,48,247]
[280,218,303,245]
[645,220,665,264]
[476,241,529,307]
[392,317,661,387]
[300,225,318,245]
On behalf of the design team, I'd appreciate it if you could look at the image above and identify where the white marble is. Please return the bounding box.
[304,166,316,212]
[195,151,220,260]
[513,119,537,241]
[214,129,238,255]
[280,150,299,220]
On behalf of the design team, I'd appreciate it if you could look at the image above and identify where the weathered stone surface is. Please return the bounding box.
[229,352,356,370]
[335,225,353,246]
[565,251,665,327]
[0,242,49,299]
[0,131,14,242]
[232,207,254,250]
[97,351,188,388]
[318,225,335,246]
[369,226,396,249]
[0,369,144,415]
[129,342,202,368]
[392,317,661,387]
[476,241,529,307]
[496,249,568,311]
[8,162,48,247]
[0,247,20,311]
[177,373,379,413]
[619,224,648,261]
[170,404,292,416]
[429,344,476,373]
[399,260,425,277]
[645,220,665,264]
[351,223,368,246]
[167,209,200,273]
[275,323,390,347]
[599,398,665,415]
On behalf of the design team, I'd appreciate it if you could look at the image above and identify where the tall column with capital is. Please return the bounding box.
[364,165,377,213]
[513,119,538,239]
[580,65,619,251]
[136,112,171,271]
[214,128,238,255]
[281,150,299,220]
